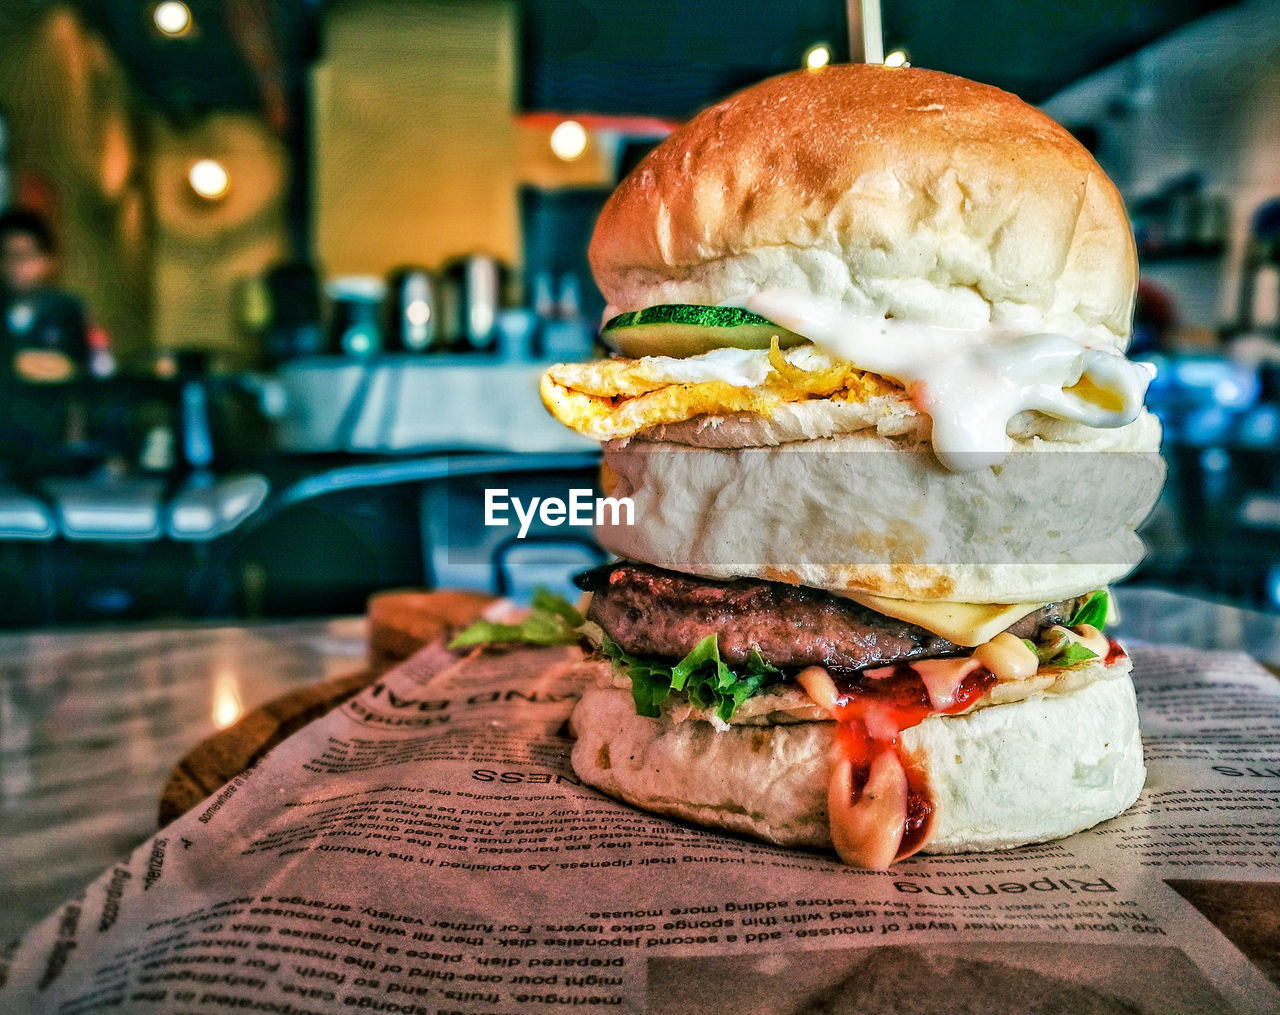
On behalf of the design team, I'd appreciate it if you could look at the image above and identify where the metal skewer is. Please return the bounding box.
[848,0,885,64]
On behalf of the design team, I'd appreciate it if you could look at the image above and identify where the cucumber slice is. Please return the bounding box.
[600,304,807,359]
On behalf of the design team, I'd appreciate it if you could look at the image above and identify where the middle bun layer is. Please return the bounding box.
[599,423,1165,603]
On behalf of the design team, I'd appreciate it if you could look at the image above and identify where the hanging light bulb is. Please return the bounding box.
[188,159,230,200]
[550,120,589,161]
[154,1,192,36]
[804,43,832,70]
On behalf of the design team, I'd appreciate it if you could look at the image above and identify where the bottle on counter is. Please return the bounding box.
[439,254,511,353]
[385,267,440,353]
[262,262,325,363]
[327,276,385,357]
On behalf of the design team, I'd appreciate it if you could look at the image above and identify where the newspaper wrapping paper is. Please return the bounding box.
[2,642,1279,1014]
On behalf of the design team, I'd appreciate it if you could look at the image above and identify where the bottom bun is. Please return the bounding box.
[569,656,1144,857]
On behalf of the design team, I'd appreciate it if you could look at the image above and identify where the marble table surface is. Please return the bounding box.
[0,614,369,945]
[2,586,1278,946]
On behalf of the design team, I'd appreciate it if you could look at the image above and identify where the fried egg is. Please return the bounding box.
[540,342,903,442]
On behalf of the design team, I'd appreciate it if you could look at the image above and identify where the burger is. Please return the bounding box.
[534,64,1164,868]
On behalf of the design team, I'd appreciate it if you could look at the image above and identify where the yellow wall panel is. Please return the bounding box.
[315,0,520,277]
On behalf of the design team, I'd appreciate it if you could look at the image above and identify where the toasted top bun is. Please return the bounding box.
[589,64,1136,351]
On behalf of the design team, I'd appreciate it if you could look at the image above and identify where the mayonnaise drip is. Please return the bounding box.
[744,290,1154,471]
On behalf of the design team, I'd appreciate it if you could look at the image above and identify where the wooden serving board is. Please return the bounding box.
[157,590,494,827]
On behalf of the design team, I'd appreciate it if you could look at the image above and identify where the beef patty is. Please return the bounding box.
[577,562,1086,675]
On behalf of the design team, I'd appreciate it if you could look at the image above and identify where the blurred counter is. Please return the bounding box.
[273,356,594,454]
[2,585,1278,946]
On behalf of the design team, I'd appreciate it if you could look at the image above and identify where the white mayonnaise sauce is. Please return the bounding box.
[743,290,1154,471]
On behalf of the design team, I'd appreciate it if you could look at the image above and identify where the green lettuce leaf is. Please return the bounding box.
[447,589,584,649]
[532,586,584,627]
[1014,590,1107,668]
[600,634,672,717]
[1069,590,1109,630]
[1052,641,1100,667]
[448,591,782,721]
[601,633,783,722]
[1026,628,1103,668]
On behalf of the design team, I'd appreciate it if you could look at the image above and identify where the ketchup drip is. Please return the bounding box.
[827,663,997,866]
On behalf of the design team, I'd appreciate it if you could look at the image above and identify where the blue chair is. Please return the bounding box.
[40,476,166,541]
[491,533,607,602]
[0,482,57,540]
[167,473,270,541]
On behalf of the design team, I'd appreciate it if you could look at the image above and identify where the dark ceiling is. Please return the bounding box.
[73,0,1239,126]
[522,0,1242,117]
[71,0,319,129]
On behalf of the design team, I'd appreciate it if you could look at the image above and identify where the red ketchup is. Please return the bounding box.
[803,637,1126,868]
[814,661,996,868]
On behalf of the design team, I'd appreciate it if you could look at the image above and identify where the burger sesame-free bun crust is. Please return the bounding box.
[569,656,1144,855]
[590,64,1136,350]
[598,415,1165,603]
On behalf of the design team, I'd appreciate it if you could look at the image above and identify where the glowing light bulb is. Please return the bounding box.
[188,159,230,200]
[804,44,832,70]
[884,49,910,68]
[550,120,588,161]
[154,1,192,36]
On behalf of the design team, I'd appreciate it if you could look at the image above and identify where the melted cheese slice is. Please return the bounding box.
[839,592,1042,647]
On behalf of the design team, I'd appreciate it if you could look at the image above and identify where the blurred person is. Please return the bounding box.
[0,208,90,478]
[0,209,88,378]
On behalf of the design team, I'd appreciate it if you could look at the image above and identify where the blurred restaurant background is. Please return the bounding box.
[0,0,1278,627]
